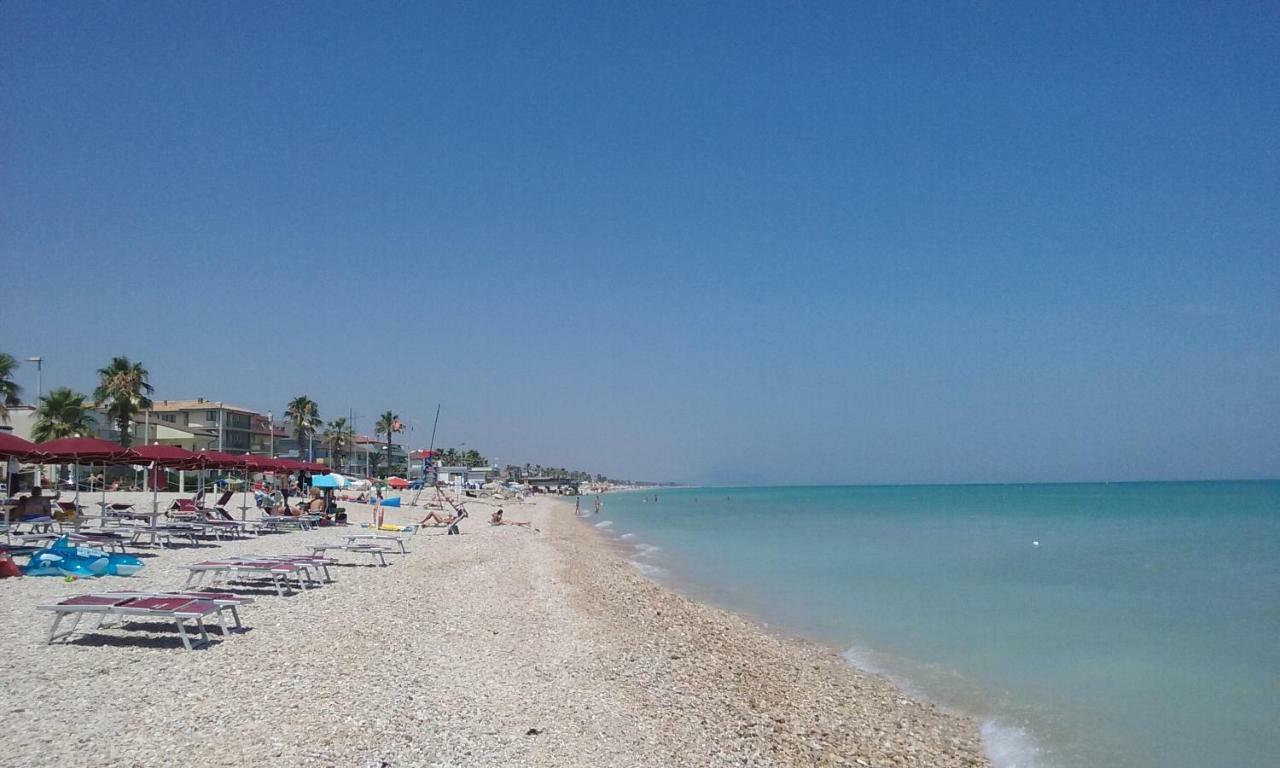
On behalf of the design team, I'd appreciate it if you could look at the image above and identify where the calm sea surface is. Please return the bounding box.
[589,482,1279,768]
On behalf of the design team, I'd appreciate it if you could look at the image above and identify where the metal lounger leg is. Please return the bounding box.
[213,607,231,636]
[47,612,69,644]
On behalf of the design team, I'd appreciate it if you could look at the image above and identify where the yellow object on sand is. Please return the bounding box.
[378,523,407,532]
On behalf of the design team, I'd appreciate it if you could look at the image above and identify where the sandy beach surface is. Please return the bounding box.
[0,492,988,767]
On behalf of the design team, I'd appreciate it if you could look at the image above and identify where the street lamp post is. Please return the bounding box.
[267,410,274,457]
[26,357,42,401]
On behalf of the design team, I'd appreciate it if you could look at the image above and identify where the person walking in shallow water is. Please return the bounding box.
[594,494,601,515]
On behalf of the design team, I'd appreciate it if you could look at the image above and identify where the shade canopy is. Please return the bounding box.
[195,450,251,470]
[0,432,44,460]
[129,444,202,468]
[386,476,409,489]
[241,454,285,472]
[37,437,137,463]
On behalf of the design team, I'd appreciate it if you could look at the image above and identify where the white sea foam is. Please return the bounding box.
[594,520,613,528]
[843,647,1045,768]
[980,720,1044,768]
[627,559,667,577]
[634,543,661,557]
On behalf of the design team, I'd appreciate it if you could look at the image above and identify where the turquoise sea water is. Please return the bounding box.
[589,483,1279,768]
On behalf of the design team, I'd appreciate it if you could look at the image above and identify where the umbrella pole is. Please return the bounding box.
[152,461,159,515]
[242,466,249,520]
[74,460,80,508]
[100,460,107,528]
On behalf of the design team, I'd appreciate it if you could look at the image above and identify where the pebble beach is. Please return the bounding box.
[0,493,989,767]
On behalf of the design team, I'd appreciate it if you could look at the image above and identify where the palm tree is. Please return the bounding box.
[32,387,95,442]
[0,353,20,423]
[93,356,153,447]
[374,411,403,477]
[284,396,321,461]
[322,417,353,472]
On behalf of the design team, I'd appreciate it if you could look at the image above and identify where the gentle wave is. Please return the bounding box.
[980,720,1044,768]
[594,520,613,528]
[842,647,1044,768]
[628,559,668,577]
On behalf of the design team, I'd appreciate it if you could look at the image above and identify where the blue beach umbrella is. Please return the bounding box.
[311,473,350,489]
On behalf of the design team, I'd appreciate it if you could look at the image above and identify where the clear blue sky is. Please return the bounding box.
[2,2,1277,484]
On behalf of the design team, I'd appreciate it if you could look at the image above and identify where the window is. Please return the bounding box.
[206,410,218,422]
[161,414,176,423]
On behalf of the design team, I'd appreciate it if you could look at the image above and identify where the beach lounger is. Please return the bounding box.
[94,590,254,637]
[99,501,137,519]
[184,560,307,596]
[53,501,91,530]
[14,531,132,554]
[341,533,410,553]
[309,542,390,567]
[129,523,202,549]
[38,595,222,650]
[233,554,337,583]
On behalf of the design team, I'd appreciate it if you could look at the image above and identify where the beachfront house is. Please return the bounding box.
[340,435,408,477]
[147,399,258,453]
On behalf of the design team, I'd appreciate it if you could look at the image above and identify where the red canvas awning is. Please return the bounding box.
[0,432,44,460]
[38,437,137,463]
[130,444,202,468]
[194,450,250,470]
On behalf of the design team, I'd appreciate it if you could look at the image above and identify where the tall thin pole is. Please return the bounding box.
[411,404,441,507]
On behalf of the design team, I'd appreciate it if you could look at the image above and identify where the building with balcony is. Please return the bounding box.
[147,399,259,453]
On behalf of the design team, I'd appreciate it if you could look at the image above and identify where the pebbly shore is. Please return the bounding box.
[0,492,988,767]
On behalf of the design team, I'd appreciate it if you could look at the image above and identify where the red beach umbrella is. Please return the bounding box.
[37,437,135,463]
[0,432,43,460]
[130,444,201,511]
[386,476,409,489]
[37,437,138,511]
[130,444,201,468]
[194,451,249,469]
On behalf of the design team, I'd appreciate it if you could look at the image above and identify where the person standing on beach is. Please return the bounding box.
[594,494,601,515]
[575,496,582,516]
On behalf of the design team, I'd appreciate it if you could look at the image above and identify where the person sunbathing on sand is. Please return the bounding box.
[490,508,531,528]
[420,508,462,526]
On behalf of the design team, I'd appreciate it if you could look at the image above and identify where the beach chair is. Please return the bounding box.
[341,533,410,554]
[184,554,334,595]
[53,501,91,530]
[308,542,390,567]
[100,502,137,520]
[94,590,254,637]
[233,554,337,584]
[184,560,306,596]
[38,595,222,650]
[129,523,202,549]
[166,497,202,521]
